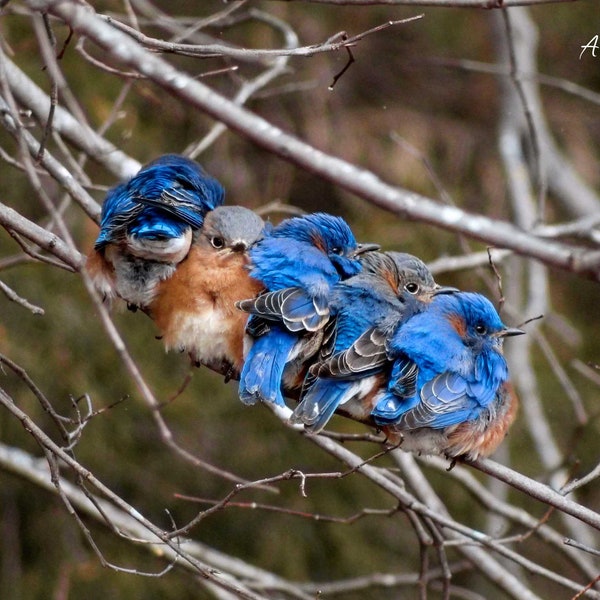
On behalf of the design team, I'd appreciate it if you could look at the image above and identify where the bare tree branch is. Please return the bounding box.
[1,54,139,179]
[0,279,44,314]
[1,3,599,599]
[0,203,83,270]
[0,393,274,600]
[255,0,578,5]
[5,0,597,283]
[0,442,308,599]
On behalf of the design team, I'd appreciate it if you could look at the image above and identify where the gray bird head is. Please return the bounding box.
[385,251,437,293]
[359,251,438,296]
[200,206,265,253]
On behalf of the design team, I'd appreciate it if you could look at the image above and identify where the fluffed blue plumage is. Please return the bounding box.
[237,212,378,407]
[291,252,445,432]
[374,291,523,459]
[87,154,224,308]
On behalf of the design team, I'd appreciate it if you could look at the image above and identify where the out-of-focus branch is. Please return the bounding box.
[0,203,83,270]
[395,452,600,600]
[467,457,600,530]
[0,93,102,222]
[103,11,421,60]
[0,442,309,600]
[427,248,512,276]
[27,0,600,282]
[255,0,577,6]
[429,57,600,108]
[1,54,140,180]
[187,8,300,158]
[0,391,269,600]
[0,279,45,314]
[493,6,596,548]
[489,9,599,219]
[302,428,600,598]
[419,455,599,581]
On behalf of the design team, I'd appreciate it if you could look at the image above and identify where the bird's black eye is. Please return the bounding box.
[331,247,343,255]
[475,324,487,335]
[405,282,420,294]
[211,236,225,249]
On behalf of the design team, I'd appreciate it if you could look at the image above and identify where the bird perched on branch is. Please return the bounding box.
[237,212,378,407]
[86,154,224,310]
[147,206,265,376]
[291,251,452,432]
[372,291,523,459]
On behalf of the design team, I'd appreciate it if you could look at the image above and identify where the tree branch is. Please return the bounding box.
[30,0,600,282]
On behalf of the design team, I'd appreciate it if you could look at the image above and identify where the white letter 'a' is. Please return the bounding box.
[580,35,599,60]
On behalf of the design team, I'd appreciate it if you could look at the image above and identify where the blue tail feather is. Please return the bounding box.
[239,328,296,407]
[292,380,349,433]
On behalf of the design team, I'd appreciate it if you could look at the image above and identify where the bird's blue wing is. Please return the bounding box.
[371,390,420,425]
[398,372,482,429]
[388,357,418,398]
[94,156,224,249]
[94,183,142,249]
[237,288,329,333]
[134,180,221,230]
[248,237,339,292]
[313,326,389,380]
[399,348,509,429]
[129,155,224,229]
[371,356,419,424]
[239,326,297,406]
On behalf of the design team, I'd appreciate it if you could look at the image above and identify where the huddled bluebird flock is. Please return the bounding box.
[87,155,524,460]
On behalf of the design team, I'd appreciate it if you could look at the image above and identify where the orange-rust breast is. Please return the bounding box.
[446,383,519,459]
[148,245,263,369]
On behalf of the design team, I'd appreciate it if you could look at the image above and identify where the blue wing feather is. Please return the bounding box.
[94,155,224,250]
[127,211,190,240]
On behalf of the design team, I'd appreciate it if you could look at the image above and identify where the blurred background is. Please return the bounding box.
[1,1,600,598]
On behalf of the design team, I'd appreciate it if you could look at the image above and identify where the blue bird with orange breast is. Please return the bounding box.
[291,251,448,432]
[147,206,265,376]
[237,212,378,407]
[86,154,224,310]
[373,291,523,459]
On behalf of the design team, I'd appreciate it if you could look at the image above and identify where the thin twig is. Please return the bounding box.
[0,279,44,314]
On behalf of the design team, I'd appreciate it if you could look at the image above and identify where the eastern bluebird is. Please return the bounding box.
[86,154,224,310]
[372,291,523,459]
[236,212,378,407]
[291,251,450,432]
[147,206,265,376]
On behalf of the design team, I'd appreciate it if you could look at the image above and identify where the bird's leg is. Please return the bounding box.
[223,367,234,383]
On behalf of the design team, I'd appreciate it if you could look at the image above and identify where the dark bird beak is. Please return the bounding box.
[352,242,380,257]
[230,241,248,253]
[499,327,526,338]
[433,285,459,296]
